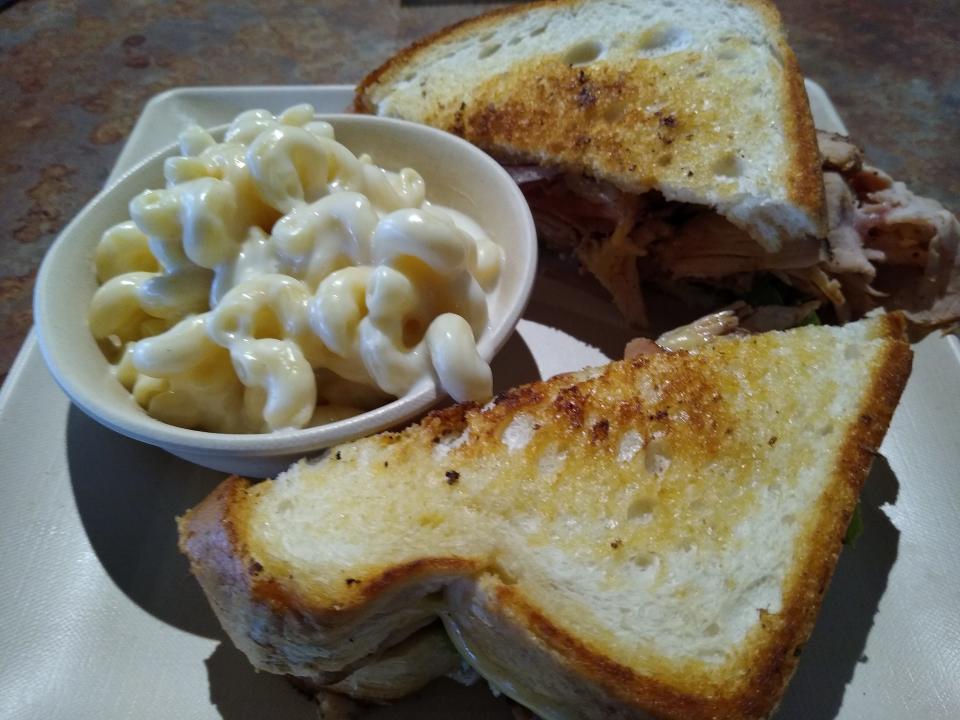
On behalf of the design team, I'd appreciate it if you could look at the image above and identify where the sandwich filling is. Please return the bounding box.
[507,132,960,333]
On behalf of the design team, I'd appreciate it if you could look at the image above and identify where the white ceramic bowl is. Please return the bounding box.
[34,114,537,477]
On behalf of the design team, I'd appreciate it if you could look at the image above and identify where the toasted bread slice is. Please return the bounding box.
[179,315,911,719]
[355,0,825,251]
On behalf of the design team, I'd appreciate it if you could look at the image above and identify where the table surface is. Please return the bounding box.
[1,0,958,385]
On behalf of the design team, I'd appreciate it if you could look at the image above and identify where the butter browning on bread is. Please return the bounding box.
[355,0,825,251]
[354,0,829,328]
[179,315,911,719]
[355,0,960,334]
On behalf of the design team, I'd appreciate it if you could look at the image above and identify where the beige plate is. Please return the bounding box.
[0,84,958,719]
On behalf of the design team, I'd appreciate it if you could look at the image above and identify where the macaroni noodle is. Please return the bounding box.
[89,104,503,433]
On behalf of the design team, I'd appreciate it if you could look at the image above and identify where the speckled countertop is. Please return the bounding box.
[1,0,957,385]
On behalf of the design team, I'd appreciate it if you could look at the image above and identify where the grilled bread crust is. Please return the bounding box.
[179,315,911,719]
[354,0,826,249]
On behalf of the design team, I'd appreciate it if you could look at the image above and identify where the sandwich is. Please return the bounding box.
[179,313,912,719]
[354,0,960,335]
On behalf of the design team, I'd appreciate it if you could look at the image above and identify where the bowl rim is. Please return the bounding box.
[34,113,537,456]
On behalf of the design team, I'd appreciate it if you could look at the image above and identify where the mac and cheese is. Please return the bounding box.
[89,104,503,433]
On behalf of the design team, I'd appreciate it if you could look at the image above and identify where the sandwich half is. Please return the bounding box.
[179,313,912,719]
[355,0,960,333]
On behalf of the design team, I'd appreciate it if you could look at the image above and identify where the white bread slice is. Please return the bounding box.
[179,314,911,719]
[355,0,825,252]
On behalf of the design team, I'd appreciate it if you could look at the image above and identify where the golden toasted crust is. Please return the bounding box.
[180,478,483,621]
[781,48,826,231]
[180,316,911,719]
[353,1,563,107]
[177,477,253,598]
[740,313,912,714]
[475,314,912,720]
[355,0,826,232]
